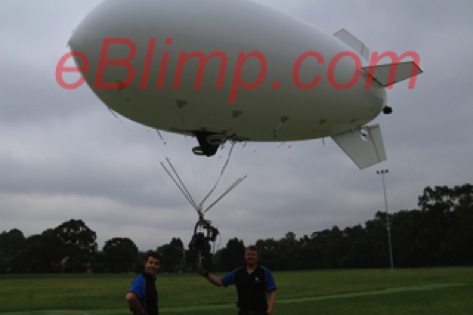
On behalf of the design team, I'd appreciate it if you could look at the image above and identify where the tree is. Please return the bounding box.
[54,219,97,272]
[275,232,299,270]
[390,209,425,267]
[102,237,139,272]
[158,238,185,272]
[362,212,391,268]
[220,238,245,271]
[256,238,280,269]
[340,224,367,268]
[417,185,465,265]
[2,183,471,273]
[441,184,473,265]
[5,229,63,273]
[0,229,26,273]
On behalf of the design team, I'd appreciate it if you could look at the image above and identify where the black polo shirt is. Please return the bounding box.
[221,265,277,312]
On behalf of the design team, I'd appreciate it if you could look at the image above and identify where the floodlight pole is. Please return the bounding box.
[376,169,394,270]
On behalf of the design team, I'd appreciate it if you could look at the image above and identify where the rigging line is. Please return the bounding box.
[204,175,247,214]
[183,135,201,201]
[144,128,168,165]
[105,106,212,217]
[106,106,120,120]
[105,104,170,171]
[235,143,272,175]
[160,161,200,213]
[164,157,200,212]
[203,141,254,188]
[163,157,198,211]
[220,141,236,175]
[160,163,194,208]
[105,106,168,181]
[252,141,292,169]
[147,129,163,150]
[199,141,237,208]
[277,142,286,149]
[155,129,166,145]
[204,176,246,214]
[176,105,200,198]
[218,141,285,185]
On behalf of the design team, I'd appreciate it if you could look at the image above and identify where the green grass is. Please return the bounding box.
[0,267,472,314]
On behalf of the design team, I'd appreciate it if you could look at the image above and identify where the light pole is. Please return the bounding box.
[376,169,394,270]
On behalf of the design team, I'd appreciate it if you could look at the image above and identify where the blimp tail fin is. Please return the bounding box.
[362,61,423,87]
[331,125,387,169]
[334,28,370,60]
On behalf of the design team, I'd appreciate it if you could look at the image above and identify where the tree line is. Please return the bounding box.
[1,184,471,273]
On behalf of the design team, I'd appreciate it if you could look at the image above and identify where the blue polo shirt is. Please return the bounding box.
[129,273,158,315]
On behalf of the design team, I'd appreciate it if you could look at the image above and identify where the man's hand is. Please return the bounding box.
[126,292,146,315]
[199,268,224,287]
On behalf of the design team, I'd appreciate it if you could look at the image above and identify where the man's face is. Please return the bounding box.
[244,249,258,266]
[144,256,160,275]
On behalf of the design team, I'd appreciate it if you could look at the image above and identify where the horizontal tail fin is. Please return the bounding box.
[332,125,387,169]
[362,61,423,87]
[334,28,423,86]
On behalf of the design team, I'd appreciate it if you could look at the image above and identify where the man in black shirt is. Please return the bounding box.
[200,246,277,315]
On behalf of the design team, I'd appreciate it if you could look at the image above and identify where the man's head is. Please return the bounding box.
[244,245,258,267]
[144,251,161,275]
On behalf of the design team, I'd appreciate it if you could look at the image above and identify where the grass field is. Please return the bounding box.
[1,267,472,314]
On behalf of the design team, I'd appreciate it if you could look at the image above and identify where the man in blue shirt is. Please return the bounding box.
[200,245,277,315]
[126,251,161,315]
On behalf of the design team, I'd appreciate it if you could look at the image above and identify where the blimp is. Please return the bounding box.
[66,0,422,169]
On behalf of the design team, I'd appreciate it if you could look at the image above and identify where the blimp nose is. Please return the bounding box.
[69,0,168,47]
[67,4,106,72]
[70,1,117,45]
[67,0,146,87]
[68,0,175,79]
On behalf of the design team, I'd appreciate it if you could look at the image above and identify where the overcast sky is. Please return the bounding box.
[1,0,472,252]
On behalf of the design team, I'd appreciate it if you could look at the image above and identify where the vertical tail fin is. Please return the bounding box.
[334,28,370,60]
